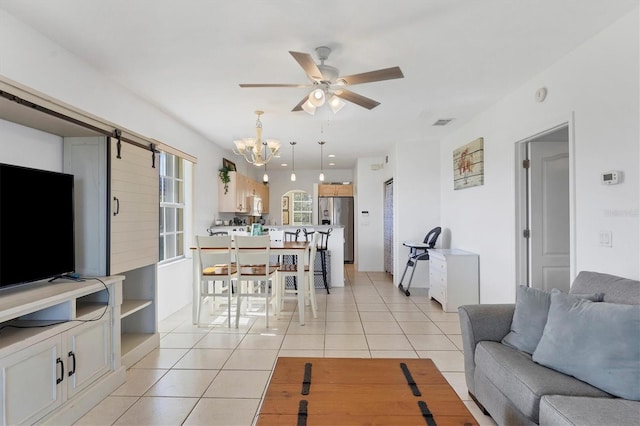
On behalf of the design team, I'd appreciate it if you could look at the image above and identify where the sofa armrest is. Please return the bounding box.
[458,304,515,395]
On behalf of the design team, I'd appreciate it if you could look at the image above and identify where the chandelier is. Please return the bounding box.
[232,111,280,166]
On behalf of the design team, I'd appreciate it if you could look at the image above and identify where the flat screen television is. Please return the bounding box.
[0,163,75,289]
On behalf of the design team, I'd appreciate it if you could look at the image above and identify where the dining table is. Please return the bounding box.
[191,239,311,326]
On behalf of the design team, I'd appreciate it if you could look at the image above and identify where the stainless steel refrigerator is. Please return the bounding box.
[318,196,354,263]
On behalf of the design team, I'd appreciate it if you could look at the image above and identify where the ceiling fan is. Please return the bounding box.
[239,46,404,114]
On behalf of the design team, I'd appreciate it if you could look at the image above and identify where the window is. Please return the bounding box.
[159,152,185,262]
[292,191,312,225]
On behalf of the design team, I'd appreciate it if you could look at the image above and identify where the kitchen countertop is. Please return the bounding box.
[208,224,342,230]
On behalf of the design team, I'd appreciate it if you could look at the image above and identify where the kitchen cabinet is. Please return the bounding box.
[219,171,248,213]
[218,171,269,213]
[0,278,125,425]
[429,249,479,312]
[319,184,353,196]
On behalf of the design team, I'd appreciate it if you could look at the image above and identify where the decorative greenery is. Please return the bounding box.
[218,165,232,194]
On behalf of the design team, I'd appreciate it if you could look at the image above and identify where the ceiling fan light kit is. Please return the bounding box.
[239,46,404,114]
[301,100,316,115]
[232,110,280,166]
[328,95,345,113]
[309,88,326,107]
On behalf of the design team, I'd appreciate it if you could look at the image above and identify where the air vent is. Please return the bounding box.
[433,118,454,126]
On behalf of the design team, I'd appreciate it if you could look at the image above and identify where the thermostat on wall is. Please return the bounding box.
[601,171,622,185]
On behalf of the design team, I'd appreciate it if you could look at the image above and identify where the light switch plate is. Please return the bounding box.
[599,231,612,247]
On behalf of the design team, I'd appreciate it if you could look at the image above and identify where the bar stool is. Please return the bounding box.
[304,228,331,294]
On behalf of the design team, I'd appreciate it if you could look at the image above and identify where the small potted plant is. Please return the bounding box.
[218,165,232,194]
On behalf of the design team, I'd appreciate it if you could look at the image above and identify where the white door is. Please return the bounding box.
[528,140,570,292]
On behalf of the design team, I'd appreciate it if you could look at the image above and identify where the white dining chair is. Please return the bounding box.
[275,232,319,319]
[195,234,236,327]
[234,235,278,328]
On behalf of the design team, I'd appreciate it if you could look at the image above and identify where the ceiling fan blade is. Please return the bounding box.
[336,66,404,85]
[239,83,314,88]
[289,51,324,82]
[333,89,381,110]
[291,96,308,112]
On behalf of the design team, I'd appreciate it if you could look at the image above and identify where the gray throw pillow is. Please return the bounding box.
[501,286,603,354]
[532,291,640,400]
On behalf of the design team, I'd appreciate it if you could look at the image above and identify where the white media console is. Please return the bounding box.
[0,277,126,425]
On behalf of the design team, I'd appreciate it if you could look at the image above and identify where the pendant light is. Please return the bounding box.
[263,163,269,183]
[290,141,297,182]
[318,141,326,182]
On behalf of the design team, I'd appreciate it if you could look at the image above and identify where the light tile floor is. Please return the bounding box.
[75,265,496,426]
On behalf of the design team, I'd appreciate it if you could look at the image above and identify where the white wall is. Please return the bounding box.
[0,119,63,171]
[391,140,441,285]
[439,8,639,303]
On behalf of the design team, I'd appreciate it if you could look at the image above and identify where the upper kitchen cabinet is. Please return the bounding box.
[319,184,354,197]
[219,171,247,213]
[218,171,269,214]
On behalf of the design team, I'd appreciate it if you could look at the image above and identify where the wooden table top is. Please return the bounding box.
[191,241,309,251]
[258,357,478,425]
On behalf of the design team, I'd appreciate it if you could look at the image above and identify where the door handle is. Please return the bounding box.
[56,357,64,384]
[113,196,120,216]
[68,351,76,377]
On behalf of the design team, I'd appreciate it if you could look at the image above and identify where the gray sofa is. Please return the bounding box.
[459,271,640,425]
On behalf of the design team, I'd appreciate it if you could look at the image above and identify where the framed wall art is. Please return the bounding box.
[222,158,236,171]
[453,137,484,190]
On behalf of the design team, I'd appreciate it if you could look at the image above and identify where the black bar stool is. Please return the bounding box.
[304,228,332,294]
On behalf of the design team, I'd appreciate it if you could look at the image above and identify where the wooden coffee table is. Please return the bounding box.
[258,357,478,425]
